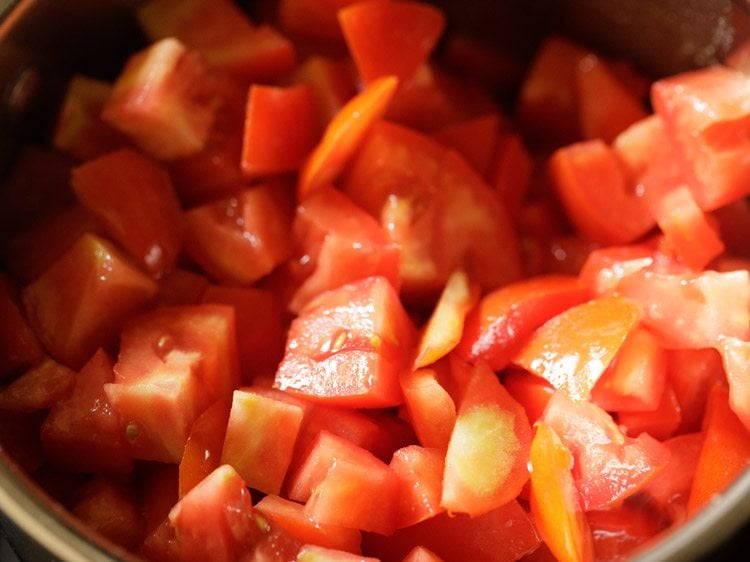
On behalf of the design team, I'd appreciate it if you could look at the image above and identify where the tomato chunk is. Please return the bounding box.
[275,276,415,408]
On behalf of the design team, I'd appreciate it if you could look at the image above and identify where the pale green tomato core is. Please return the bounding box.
[449,406,519,495]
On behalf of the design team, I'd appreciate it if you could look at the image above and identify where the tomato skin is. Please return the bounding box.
[457,274,588,371]
[543,392,670,511]
[513,296,641,401]
[529,422,594,562]
[687,385,750,515]
[275,276,415,408]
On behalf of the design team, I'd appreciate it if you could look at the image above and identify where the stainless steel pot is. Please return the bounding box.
[0,1,748,561]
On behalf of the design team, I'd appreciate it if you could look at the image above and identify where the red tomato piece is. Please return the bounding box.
[52,75,128,161]
[457,274,588,371]
[651,65,750,210]
[413,270,479,369]
[575,54,648,144]
[137,0,296,82]
[71,148,184,278]
[70,477,145,549]
[578,244,658,297]
[157,268,209,307]
[304,438,399,535]
[587,503,666,562]
[22,233,158,369]
[343,120,523,299]
[617,269,750,349]
[432,113,502,178]
[649,186,724,270]
[543,392,670,511]
[0,274,44,380]
[399,367,456,450]
[339,0,446,84]
[490,132,534,217]
[503,369,555,425]
[549,139,655,245]
[666,348,726,434]
[41,349,133,475]
[513,296,641,401]
[291,56,357,128]
[255,494,362,554]
[278,0,374,45]
[201,285,286,384]
[718,336,750,431]
[167,465,267,562]
[275,276,415,408]
[362,499,539,562]
[241,84,320,177]
[184,183,293,285]
[441,361,532,517]
[712,197,750,258]
[617,383,682,441]
[590,327,667,413]
[178,398,231,498]
[288,186,400,313]
[298,75,399,199]
[0,358,75,413]
[390,445,445,528]
[102,38,216,160]
[220,388,304,495]
[643,432,705,525]
[687,385,750,515]
[516,36,589,146]
[529,422,594,562]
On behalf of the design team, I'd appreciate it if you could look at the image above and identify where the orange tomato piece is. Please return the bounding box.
[298,75,398,199]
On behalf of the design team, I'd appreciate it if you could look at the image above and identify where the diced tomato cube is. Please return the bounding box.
[339,0,446,84]
[137,0,296,81]
[241,84,320,178]
[52,75,128,161]
[666,348,726,434]
[587,502,666,562]
[71,148,184,278]
[502,369,555,425]
[400,546,446,562]
[220,388,304,495]
[255,494,362,554]
[41,349,133,474]
[184,183,293,285]
[288,186,400,314]
[362,499,539,562]
[157,268,210,307]
[0,358,75,413]
[490,132,534,217]
[0,274,44,380]
[278,0,376,45]
[70,477,145,549]
[543,392,670,511]
[296,545,379,562]
[102,38,216,160]
[432,113,502,178]
[617,383,682,441]
[390,445,445,528]
[291,56,358,128]
[275,276,415,408]
[651,65,750,210]
[717,336,750,431]
[22,233,157,369]
[399,367,456,450]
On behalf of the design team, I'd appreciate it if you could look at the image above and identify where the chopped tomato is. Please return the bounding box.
[22,233,158,369]
[275,276,415,408]
[71,148,184,278]
[339,0,446,84]
[503,369,555,425]
[587,502,666,562]
[390,445,445,528]
[0,274,44,380]
[666,348,726,434]
[529,422,594,562]
[0,358,75,413]
[543,392,670,511]
[399,366,456,450]
[441,361,532,517]
[617,383,682,441]
[432,113,502,178]
[717,336,750,431]
[457,274,588,371]
[513,296,641,401]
